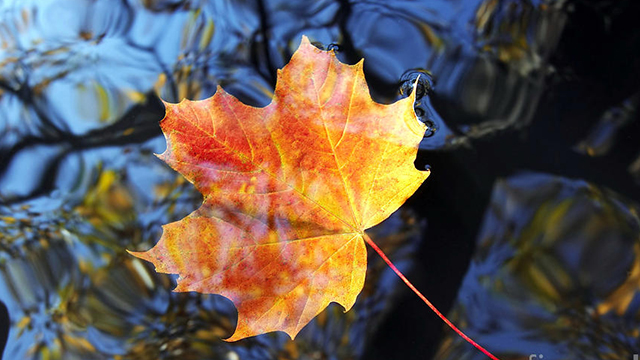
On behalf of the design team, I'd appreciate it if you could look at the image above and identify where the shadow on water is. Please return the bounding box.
[0,0,640,359]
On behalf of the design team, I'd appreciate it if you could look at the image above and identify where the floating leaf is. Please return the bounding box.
[129,36,428,341]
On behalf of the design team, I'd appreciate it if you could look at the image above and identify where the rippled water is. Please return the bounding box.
[1,0,639,359]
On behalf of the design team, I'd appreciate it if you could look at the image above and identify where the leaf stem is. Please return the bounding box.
[362,233,500,360]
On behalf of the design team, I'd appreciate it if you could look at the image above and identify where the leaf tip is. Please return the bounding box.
[422,167,432,181]
[152,141,171,165]
[300,34,312,46]
[126,249,149,261]
[222,333,245,343]
[298,34,323,54]
[159,98,184,109]
[222,328,251,343]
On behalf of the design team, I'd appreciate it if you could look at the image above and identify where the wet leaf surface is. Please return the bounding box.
[129,36,428,341]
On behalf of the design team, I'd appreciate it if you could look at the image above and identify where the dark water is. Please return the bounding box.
[1,0,640,359]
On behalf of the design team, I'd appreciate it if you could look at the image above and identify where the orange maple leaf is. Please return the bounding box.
[129,35,427,340]
[129,36,427,340]
[128,36,499,360]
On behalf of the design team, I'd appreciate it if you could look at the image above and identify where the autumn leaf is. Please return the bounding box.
[127,36,428,341]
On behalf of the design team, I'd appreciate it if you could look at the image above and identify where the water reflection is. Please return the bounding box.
[0,0,638,358]
[435,173,640,359]
[343,0,568,149]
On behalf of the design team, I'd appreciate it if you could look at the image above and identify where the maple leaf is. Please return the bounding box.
[129,36,428,341]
